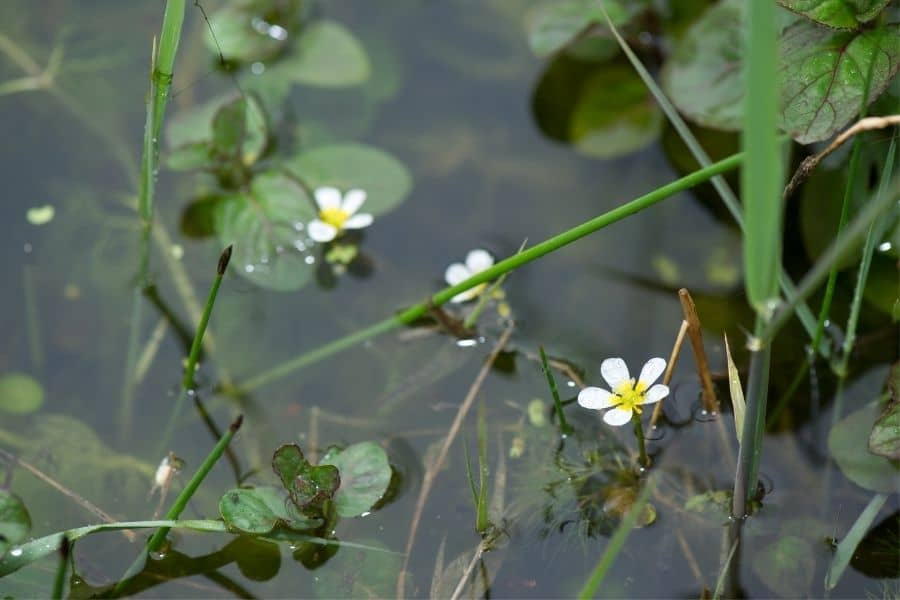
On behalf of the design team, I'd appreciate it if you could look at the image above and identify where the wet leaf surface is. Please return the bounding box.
[0,490,30,560]
[320,442,392,518]
[777,0,892,29]
[829,400,900,493]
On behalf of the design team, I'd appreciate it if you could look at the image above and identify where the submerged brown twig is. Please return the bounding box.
[783,114,900,200]
[679,289,719,413]
[396,323,515,598]
[650,319,689,428]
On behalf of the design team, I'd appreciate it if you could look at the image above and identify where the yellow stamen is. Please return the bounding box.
[612,379,648,413]
[320,206,350,230]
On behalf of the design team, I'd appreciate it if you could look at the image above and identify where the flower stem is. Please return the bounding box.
[632,415,649,469]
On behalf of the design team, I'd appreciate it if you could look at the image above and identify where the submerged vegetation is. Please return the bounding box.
[0,0,897,597]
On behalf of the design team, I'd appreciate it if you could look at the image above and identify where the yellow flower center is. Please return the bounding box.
[613,379,648,414]
[320,206,350,230]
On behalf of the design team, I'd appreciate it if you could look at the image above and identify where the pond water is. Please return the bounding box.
[0,0,897,598]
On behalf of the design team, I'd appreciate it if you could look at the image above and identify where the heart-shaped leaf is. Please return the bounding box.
[777,0,892,29]
[219,486,321,534]
[269,21,370,88]
[214,171,317,291]
[0,491,31,559]
[320,442,391,518]
[829,400,900,493]
[285,143,412,217]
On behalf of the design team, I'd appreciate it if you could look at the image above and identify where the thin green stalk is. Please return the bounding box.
[742,0,783,313]
[475,402,489,534]
[759,174,900,346]
[809,40,879,359]
[235,151,746,394]
[51,536,69,600]
[599,5,825,357]
[733,321,771,517]
[539,346,573,436]
[632,416,649,469]
[825,493,888,589]
[578,475,656,599]
[159,246,233,455]
[116,414,243,595]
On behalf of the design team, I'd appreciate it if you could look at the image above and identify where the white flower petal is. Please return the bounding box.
[601,358,630,390]
[638,357,667,387]
[341,189,367,215]
[465,249,494,274]
[314,186,341,210]
[444,263,470,286]
[577,387,616,410]
[641,384,669,405]
[343,213,373,229]
[603,407,633,426]
[308,220,337,242]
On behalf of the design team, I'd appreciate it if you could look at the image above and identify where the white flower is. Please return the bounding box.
[577,357,670,426]
[308,187,374,243]
[444,249,495,303]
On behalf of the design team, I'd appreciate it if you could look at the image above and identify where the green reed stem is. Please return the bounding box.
[116,414,243,595]
[539,346,573,436]
[826,492,888,589]
[758,174,899,347]
[578,475,656,599]
[158,246,232,455]
[51,536,69,600]
[234,152,746,394]
[632,415,649,469]
[599,5,825,357]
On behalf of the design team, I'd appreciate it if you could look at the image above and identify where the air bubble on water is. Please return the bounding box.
[260,255,269,264]
[293,221,305,231]
[251,62,265,75]
[566,380,575,388]
[456,338,478,348]
[267,25,288,40]
[304,255,315,265]
[294,240,306,252]
[251,17,268,34]
[150,550,166,560]
[245,264,255,273]
[9,548,22,557]
[359,511,371,518]
[878,241,892,252]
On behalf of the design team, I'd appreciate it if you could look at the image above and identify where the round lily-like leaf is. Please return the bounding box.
[0,490,31,559]
[214,171,317,291]
[219,486,320,534]
[780,21,900,144]
[270,21,370,88]
[829,400,900,493]
[661,0,744,132]
[285,143,412,217]
[0,373,44,415]
[320,442,392,518]
[777,0,892,30]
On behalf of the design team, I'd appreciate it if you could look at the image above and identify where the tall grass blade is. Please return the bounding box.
[742,0,783,313]
[825,493,889,589]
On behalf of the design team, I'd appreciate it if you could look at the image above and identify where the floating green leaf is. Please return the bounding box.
[320,442,392,518]
[285,143,412,217]
[869,363,900,459]
[525,0,644,60]
[751,535,815,597]
[0,373,44,415]
[0,491,30,559]
[219,486,321,534]
[272,444,340,511]
[214,171,317,291]
[270,21,370,88]
[212,96,247,157]
[205,0,304,64]
[661,0,744,132]
[166,93,268,166]
[780,21,900,143]
[777,0,892,29]
[829,400,900,493]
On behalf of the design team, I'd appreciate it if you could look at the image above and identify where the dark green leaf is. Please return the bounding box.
[212,97,247,156]
[270,21,370,87]
[863,254,900,317]
[777,0,892,29]
[180,195,225,239]
[829,400,900,493]
[166,142,215,172]
[222,536,282,581]
[780,21,900,143]
[214,171,317,291]
[167,93,269,166]
[0,373,44,415]
[661,0,744,132]
[850,510,900,578]
[0,491,30,559]
[320,442,391,517]
[751,535,815,597]
[272,444,340,511]
[869,363,900,459]
[219,486,320,534]
[285,144,412,217]
[272,444,310,490]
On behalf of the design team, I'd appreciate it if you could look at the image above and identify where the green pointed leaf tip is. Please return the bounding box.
[780,21,900,144]
[214,171,317,291]
[777,0,892,29]
[272,443,310,490]
[321,442,392,517]
[663,2,900,143]
[869,362,900,459]
[285,143,412,217]
[829,400,900,493]
[0,491,31,559]
[0,373,44,415]
[269,20,370,88]
[219,486,321,534]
